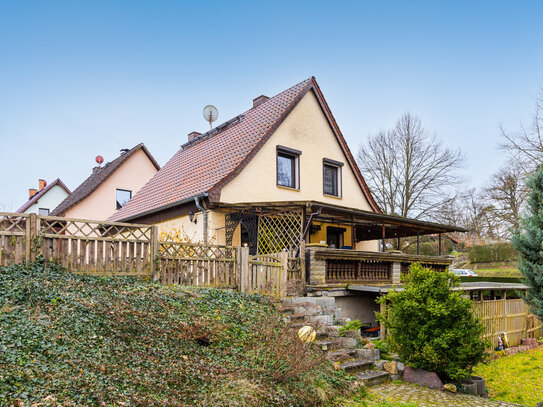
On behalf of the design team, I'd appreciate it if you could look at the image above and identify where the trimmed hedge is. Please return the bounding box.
[468,243,518,263]
[459,276,524,284]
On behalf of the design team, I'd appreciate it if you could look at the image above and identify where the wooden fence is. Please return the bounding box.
[158,241,238,288]
[0,212,303,297]
[472,298,543,348]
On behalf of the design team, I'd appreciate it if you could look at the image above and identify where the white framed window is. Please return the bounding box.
[323,158,343,197]
[276,146,301,190]
[38,208,49,216]
[116,189,132,209]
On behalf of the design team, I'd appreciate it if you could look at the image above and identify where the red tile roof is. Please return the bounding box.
[52,143,160,216]
[109,77,381,222]
[17,178,71,213]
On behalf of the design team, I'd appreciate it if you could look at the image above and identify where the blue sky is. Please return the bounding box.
[1,1,542,211]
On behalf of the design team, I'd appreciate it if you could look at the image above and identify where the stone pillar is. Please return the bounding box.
[391,261,401,284]
[306,244,327,285]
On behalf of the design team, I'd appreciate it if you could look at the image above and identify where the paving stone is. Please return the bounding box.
[369,382,523,406]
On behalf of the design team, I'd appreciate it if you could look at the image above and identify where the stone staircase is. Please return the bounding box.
[281,297,393,386]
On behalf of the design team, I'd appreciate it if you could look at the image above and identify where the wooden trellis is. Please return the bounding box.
[257,211,302,255]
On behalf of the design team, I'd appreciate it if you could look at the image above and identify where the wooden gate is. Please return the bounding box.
[0,212,30,266]
[243,252,288,298]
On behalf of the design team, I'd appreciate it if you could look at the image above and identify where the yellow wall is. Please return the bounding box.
[219,91,373,211]
[156,210,227,245]
[65,149,158,221]
[309,221,353,247]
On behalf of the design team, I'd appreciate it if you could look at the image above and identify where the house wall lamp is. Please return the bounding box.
[188,211,197,224]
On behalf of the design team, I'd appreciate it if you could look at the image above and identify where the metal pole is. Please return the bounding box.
[417,231,420,255]
[438,233,442,255]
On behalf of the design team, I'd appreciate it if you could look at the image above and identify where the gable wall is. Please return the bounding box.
[64,149,158,221]
[23,185,70,215]
[219,91,373,211]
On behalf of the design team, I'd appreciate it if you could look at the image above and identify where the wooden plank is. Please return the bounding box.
[88,240,95,273]
[97,240,104,272]
[142,242,149,274]
[71,239,78,271]
[14,236,23,264]
[121,241,127,273]
[128,241,135,273]
[112,241,119,273]
[135,242,142,273]
[80,240,88,273]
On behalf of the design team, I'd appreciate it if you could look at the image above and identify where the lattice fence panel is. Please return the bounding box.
[257,211,302,255]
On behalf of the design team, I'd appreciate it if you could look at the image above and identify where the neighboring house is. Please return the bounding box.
[52,143,160,220]
[17,179,71,216]
[109,77,459,254]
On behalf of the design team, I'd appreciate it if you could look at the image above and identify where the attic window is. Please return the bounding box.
[39,208,49,216]
[277,146,301,190]
[116,189,132,209]
[323,158,343,197]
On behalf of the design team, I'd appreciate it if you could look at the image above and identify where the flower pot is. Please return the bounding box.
[470,375,486,396]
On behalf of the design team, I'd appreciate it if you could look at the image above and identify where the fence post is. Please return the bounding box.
[239,246,249,293]
[26,213,38,264]
[299,241,306,281]
[279,251,288,299]
[149,225,159,280]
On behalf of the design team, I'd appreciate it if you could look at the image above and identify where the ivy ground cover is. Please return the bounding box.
[0,262,352,406]
[473,347,543,406]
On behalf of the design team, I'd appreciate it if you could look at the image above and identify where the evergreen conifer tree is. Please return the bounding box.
[512,166,543,319]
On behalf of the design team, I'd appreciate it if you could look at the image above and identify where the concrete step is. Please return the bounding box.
[283,296,335,310]
[356,370,390,386]
[339,359,373,374]
[307,315,333,325]
[326,348,358,362]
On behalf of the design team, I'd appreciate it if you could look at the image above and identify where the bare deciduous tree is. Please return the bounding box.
[500,88,543,173]
[357,113,465,219]
[484,161,528,233]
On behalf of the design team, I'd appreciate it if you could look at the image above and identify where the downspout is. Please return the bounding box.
[194,197,208,244]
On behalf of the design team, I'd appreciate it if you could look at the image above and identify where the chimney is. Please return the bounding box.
[253,95,269,108]
[39,179,47,191]
[188,131,201,142]
[29,189,38,199]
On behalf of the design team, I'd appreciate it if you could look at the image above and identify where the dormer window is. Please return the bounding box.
[323,158,343,197]
[116,189,132,209]
[276,146,301,190]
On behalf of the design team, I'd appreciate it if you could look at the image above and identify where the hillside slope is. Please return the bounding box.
[0,262,350,406]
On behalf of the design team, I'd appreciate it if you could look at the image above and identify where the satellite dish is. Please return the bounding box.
[203,105,218,129]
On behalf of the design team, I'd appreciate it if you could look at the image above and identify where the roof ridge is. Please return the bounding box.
[17,178,71,213]
[51,143,157,216]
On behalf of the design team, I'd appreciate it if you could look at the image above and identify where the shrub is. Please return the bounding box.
[378,263,487,381]
[338,320,363,337]
[468,243,517,263]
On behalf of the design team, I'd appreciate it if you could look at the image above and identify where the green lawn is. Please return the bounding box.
[473,347,543,406]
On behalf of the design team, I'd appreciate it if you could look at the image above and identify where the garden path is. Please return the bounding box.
[369,383,524,407]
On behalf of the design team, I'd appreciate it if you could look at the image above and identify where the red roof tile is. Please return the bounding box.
[109,77,381,222]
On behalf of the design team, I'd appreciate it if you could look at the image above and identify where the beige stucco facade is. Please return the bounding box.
[153,91,379,252]
[219,91,373,211]
[64,149,158,221]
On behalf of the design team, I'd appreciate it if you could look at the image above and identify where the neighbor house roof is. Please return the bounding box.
[51,143,160,216]
[109,77,381,222]
[17,178,71,213]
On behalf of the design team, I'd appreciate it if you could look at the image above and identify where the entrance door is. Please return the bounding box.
[326,226,346,249]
